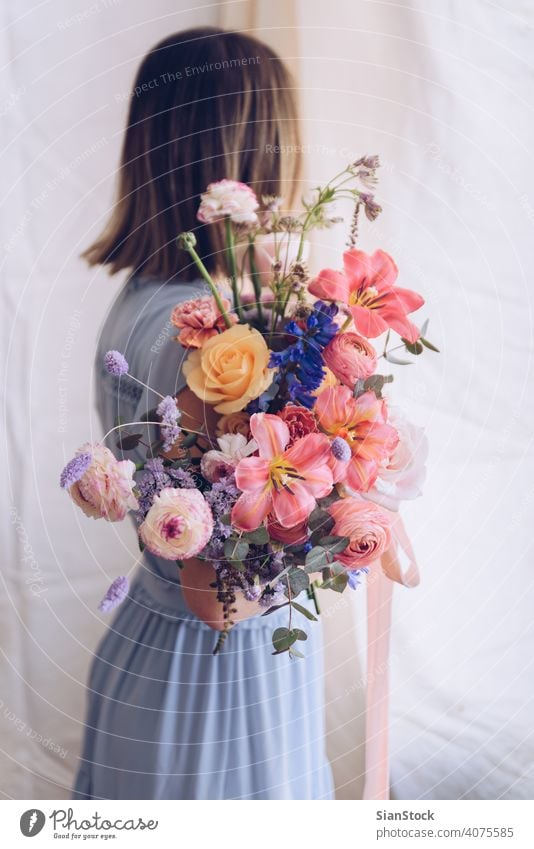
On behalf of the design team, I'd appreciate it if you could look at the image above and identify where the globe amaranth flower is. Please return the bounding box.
[98,576,129,612]
[156,395,182,451]
[269,300,339,409]
[103,350,129,376]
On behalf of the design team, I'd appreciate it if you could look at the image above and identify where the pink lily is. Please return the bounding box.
[308,248,424,343]
[232,413,333,531]
[315,385,399,492]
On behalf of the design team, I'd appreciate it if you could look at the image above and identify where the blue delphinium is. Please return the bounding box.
[268,300,339,408]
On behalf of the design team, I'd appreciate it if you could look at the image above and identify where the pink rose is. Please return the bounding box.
[328,497,392,568]
[139,487,214,560]
[277,404,318,445]
[67,443,138,522]
[363,409,428,511]
[171,295,237,349]
[323,332,377,388]
[197,179,259,226]
[268,516,308,545]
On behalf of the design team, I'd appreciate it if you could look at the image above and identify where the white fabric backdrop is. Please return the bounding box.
[1,0,533,800]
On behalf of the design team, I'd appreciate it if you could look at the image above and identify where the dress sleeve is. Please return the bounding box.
[94,277,204,465]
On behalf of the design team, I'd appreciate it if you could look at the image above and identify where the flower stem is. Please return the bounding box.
[182,239,233,329]
[225,217,244,321]
[248,238,265,328]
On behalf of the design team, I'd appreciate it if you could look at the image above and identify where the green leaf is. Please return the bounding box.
[362,374,394,399]
[223,538,249,562]
[305,545,328,571]
[181,432,197,448]
[420,318,430,337]
[420,336,440,353]
[321,572,349,593]
[242,526,270,545]
[288,646,305,659]
[220,513,232,526]
[272,627,298,653]
[384,351,413,366]
[293,628,308,641]
[116,432,143,451]
[318,535,350,555]
[308,506,331,533]
[285,568,310,597]
[260,601,290,616]
[353,378,366,397]
[402,338,424,355]
[290,601,318,621]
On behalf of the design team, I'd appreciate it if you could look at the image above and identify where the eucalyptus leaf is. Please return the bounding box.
[116,432,143,451]
[318,535,350,554]
[260,601,290,617]
[292,628,308,641]
[288,646,305,659]
[223,538,249,562]
[181,432,197,448]
[272,627,298,653]
[285,568,309,598]
[243,526,270,545]
[290,601,318,621]
[384,351,413,366]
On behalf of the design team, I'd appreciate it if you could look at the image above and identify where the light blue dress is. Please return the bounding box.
[72,274,334,800]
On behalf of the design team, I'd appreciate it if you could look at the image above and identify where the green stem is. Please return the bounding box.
[340,314,353,332]
[184,240,232,329]
[225,217,244,321]
[248,238,265,328]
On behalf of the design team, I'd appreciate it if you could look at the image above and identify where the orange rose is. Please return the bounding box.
[183,324,275,414]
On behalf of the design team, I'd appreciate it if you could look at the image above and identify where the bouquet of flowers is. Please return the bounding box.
[61,156,438,656]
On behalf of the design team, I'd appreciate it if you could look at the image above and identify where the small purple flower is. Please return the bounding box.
[104,350,129,376]
[60,452,92,489]
[243,584,262,602]
[331,436,351,463]
[347,567,369,590]
[259,581,286,608]
[157,395,182,451]
[98,576,129,612]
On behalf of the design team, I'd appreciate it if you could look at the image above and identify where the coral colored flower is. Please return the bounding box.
[201,433,257,483]
[139,487,214,560]
[328,497,392,568]
[216,411,251,439]
[231,413,333,531]
[171,295,237,349]
[308,248,424,343]
[268,516,309,545]
[277,404,318,445]
[62,443,138,522]
[197,179,259,226]
[363,408,429,511]
[323,332,377,388]
[183,323,275,414]
[315,385,399,492]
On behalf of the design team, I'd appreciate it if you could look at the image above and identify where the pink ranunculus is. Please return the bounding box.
[171,295,237,349]
[323,332,377,388]
[139,487,214,560]
[276,404,318,446]
[267,516,309,545]
[308,248,424,343]
[68,443,138,522]
[200,433,258,483]
[197,179,259,226]
[315,385,399,492]
[231,413,333,532]
[328,497,392,568]
[363,409,429,511]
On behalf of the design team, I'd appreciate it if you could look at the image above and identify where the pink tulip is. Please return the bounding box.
[315,385,399,492]
[231,413,333,531]
[308,248,424,343]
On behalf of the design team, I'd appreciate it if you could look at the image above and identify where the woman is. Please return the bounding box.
[73,26,334,800]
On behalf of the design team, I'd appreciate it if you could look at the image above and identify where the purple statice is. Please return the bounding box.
[331,436,351,462]
[104,350,129,376]
[60,452,92,489]
[259,580,286,608]
[98,575,129,612]
[135,457,197,520]
[156,395,182,451]
[202,477,240,561]
[347,567,369,590]
[243,583,262,602]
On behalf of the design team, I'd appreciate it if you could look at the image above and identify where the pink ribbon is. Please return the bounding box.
[362,512,420,800]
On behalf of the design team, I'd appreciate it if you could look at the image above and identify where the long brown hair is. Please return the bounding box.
[84,26,302,281]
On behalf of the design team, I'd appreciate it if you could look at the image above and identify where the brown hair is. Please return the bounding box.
[84,26,302,282]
